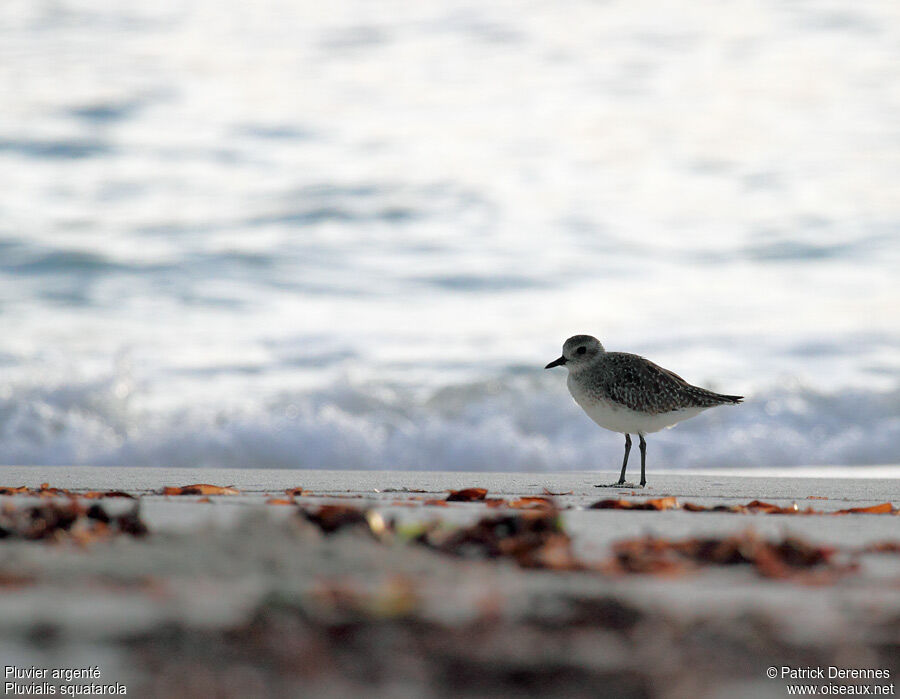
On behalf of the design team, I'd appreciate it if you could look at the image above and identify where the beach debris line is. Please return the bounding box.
[0,500,148,542]
[294,499,578,569]
[589,497,898,515]
[415,506,853,580]
[291,500,886,583]
[414,506,856,581]
[161,484,240,496]
[604,530,853,583]
[0,483,135,499]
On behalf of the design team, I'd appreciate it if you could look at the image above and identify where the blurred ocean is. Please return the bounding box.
[0,0,898,470]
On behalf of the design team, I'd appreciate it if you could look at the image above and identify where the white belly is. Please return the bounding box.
[568,377,708,435]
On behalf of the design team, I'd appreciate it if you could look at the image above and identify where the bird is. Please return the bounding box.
[545,335,742,487]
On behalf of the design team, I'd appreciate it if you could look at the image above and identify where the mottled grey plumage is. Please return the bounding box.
[545,334,742,487]
[580,351,742,414]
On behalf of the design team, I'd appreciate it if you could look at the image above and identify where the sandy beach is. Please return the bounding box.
[1,466,898,699]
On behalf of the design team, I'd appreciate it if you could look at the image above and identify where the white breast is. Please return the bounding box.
[567,374,708,435]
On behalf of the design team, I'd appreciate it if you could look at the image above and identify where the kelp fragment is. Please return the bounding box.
[507,497,556,510]
[834,503,894,515]
[0,501,147,542]
[590,497,678,511]
[419,507,582,571]
[605,530,849,583]
[446,488,488,502]
[862,541,900,554]
[81,491,136,499]
[0,486,30,495]
[161,484,240,496]
[1,484,135,499]
[301,505,390,539]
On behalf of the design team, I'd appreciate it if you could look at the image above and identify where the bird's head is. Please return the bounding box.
[545,335,605,372]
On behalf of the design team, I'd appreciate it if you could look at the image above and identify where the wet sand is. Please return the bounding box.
[1,467,898,698]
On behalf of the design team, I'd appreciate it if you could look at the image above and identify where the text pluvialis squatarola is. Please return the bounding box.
[545,335,742,487]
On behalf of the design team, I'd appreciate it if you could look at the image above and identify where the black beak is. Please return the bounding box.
[545,356,567,369]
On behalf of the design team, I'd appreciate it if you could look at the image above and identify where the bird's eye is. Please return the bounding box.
[576,346,587,355]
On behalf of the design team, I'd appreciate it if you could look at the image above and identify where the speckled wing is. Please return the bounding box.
[598,353,742,415]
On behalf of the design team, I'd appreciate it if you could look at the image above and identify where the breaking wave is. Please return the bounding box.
[1,374,897,471]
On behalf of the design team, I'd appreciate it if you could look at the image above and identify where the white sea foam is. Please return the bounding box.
[0,373,897,470]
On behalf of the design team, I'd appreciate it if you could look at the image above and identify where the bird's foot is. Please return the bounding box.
[594,481,638,488]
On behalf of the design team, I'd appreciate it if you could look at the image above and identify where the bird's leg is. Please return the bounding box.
[617,433,631,485]
[639,434,647,487]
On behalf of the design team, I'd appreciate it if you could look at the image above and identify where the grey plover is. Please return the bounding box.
[545,335,742,487]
